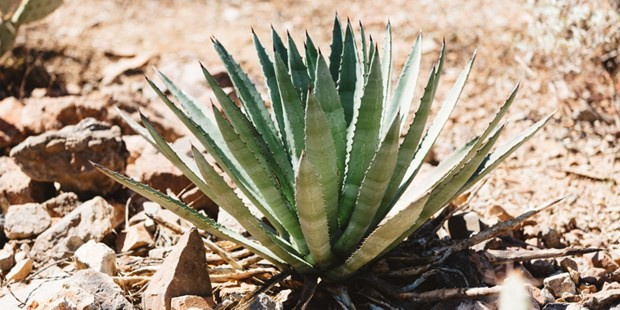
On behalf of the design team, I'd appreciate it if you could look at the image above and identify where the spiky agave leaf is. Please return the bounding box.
[99,16,552,282]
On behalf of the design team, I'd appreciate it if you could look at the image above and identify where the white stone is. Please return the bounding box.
[75,240,117,276]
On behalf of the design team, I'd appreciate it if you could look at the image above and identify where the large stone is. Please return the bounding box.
[4,203,51,239]
[41,192,80,218]
[10,118,128,194]
[74,240,117,276]
[0,97,25,149]
[0,157,54,213]
[143,228,213,310]
[19,93,111,135]
[30,197,124,262]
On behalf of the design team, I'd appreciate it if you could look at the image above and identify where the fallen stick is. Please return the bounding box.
[398,286,502,302]
[209,268,277,282]
[485,247,600,265]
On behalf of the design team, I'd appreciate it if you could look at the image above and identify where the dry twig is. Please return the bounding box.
[398,286,502,302]
[485,247,600,265]
[209,268,277,282]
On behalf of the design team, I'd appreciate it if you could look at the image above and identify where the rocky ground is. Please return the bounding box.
[0,0,618,309]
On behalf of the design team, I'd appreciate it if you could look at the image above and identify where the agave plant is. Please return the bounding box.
[96,16,551,282]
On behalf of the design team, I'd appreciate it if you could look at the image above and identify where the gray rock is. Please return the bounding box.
[0,157,54,213]
[143,228,213,310]
[544,272,577,298]
[249,293,282,310]
[4,203,51,239]
[41,192,80,218]
[30,196,124,262]
[10,118,128,194]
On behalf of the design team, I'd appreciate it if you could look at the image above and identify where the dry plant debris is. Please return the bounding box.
[0,0,617,309]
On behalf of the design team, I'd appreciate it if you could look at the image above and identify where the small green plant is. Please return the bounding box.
[0,0,63,57]
[97,16,551,282]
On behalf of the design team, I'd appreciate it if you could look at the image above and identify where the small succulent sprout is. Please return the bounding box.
[11,0,63,24]
[0,0,22,18]
[0,0,63,57]
[0,20,17,56]
[97,15,552,282]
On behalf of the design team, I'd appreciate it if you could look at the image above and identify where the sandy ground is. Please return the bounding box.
[7,0,620,302]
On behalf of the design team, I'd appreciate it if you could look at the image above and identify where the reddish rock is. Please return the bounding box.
[30,197,124,262]
[0,157,54,213]
[0,243,15,273]
[587,252,620,273]
[126,139,217,217]
[583,289,620,308]
[102,84,185,141]
[19,94,111,135]
[126,148,187,194]
[5,257,32,282]
[4,203,51,239]
[142,228,213,310]
[117,223,154,252]
[171,295,214,310]
[0,97,25,149]
[544,272,577,298]
[10,118,128,194]
[541,227,564,249]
